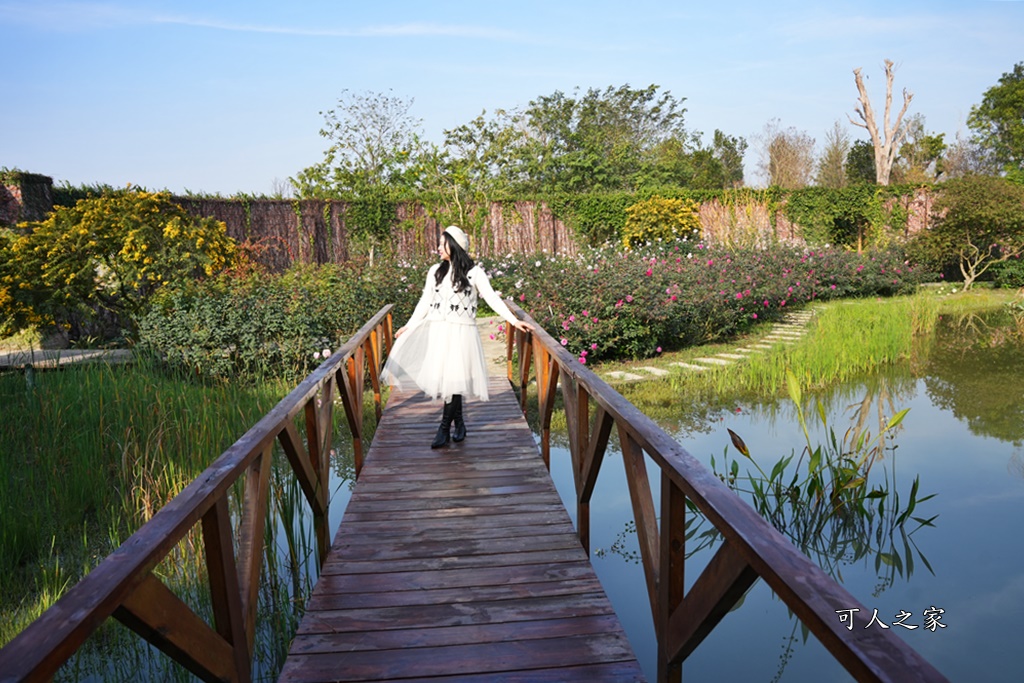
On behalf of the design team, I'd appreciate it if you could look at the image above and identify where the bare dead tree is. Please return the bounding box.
[756,119,815,189]
[849,59,913,185]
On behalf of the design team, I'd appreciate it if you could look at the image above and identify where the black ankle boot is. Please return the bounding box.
[431,401,454,448]
[451,394,466,443]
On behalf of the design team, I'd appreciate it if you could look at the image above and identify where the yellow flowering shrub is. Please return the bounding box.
[621,195,701,249]
[2,190,235,339]
[1,229,46,336]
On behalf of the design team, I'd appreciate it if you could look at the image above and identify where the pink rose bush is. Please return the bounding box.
[481,242,927,363]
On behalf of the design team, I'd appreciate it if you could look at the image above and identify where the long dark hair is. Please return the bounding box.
[435,232,474,293]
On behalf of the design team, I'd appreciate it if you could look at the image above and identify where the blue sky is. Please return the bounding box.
[1,0,1022,194]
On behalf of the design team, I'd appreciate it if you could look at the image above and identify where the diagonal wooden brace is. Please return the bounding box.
[665,537,758,664]
[114,572,239,683]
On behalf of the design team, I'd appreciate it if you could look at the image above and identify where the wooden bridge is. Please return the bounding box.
[0,305,949,682]
[279,374,642,682]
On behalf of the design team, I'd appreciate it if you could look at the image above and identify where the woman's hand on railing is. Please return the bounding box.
[510,319,533,334]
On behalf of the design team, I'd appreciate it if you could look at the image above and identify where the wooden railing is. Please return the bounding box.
[505,302,949,683]
[0,305,394,683]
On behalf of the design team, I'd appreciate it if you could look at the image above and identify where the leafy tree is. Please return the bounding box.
[968,62,1024,176]
[711,129,747,188]
[295,85,738,201]
[684,147,727,190]
[816,120,852,188]
[505,84,692,192]
[914,175,1024,289]
[440,109,521,197]
[2,190,235,339]
[291,90,428,264]
[292,89,425,198]
[845,140,877,185]
[641,130,745,190]
[640,136,698,188]
[892,114,946,183]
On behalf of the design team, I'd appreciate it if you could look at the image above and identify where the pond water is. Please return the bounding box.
[542,308,1024,682]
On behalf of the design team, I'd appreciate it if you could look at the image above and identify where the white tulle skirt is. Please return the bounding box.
[382,320,491,402]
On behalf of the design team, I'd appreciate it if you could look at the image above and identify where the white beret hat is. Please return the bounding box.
[444,225,469,252]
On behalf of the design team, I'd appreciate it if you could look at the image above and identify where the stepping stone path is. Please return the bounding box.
[691,357,731,366]
[606,370,646,381]
[603,310,815,383]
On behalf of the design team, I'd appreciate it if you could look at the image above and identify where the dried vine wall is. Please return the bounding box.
[0,172,54,226]
[173,192,936,273]
[3,173,938,273]
[173,198,581,271]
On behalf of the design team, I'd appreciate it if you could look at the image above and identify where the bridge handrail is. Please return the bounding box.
[505,302,948,683]
[0,305,394,683]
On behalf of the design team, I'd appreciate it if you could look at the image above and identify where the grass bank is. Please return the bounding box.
[0,360,290,646]
[595,287,1020,415]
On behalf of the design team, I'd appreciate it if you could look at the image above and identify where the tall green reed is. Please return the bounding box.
[0,358,288,645]
[712,370,936,584]
[600,370,938,591]
[2,352,373,680]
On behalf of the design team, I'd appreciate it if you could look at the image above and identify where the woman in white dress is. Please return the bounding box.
[382,225,532,448]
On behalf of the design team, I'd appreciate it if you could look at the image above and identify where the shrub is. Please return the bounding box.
[1,229,45,336]
[991,255,1024,288]
[621,196,700,249]
[137,259,426,382]
[2,190,235,340]
[547,192,635,245]
[138,240,931,380]
[485,242,929,364]
[910,175,1024,289]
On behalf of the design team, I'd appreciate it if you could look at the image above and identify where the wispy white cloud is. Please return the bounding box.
[152,15,527,41]
[950,486,1024,509]
[0,2,528,42]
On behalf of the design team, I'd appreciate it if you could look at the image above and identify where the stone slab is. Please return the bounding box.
[670,362,707,371]
[692,357,732,366]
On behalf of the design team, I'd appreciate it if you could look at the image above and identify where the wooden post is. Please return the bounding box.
[202,498,251,683]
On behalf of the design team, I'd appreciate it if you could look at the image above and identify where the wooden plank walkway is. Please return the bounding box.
[279,374,646,682]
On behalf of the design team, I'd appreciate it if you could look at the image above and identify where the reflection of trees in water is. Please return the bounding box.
[1010,450,1024,480]
[596,391,937,682]
[598,381,937,584]
[923,308,1024,447]
[841,376,913,459]
[718,374,918,463]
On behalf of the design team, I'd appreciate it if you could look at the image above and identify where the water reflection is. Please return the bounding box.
[559,302,1024,681]
[924,308,1024,447]
[599,380,938,597]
